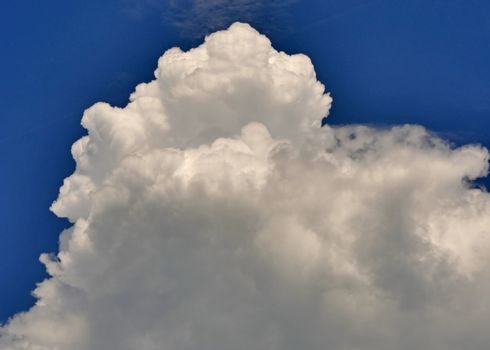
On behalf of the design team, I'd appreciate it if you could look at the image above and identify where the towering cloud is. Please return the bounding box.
[2,23,490,350]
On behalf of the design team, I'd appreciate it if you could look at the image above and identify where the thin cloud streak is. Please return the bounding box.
[122,0,298,38]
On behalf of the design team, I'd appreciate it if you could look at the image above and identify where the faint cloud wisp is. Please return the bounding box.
[122,0,297,38]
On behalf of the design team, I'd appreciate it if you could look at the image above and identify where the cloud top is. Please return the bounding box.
[2,23,490,350]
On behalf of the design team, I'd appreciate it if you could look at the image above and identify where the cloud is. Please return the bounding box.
[122,0,297,38]
[2,23,490,350]
[168,0,297,37]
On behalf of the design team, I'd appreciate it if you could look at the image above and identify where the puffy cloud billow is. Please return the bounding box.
[2,23,490,350]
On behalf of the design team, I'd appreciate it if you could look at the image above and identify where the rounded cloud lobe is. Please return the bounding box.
[2,23,490,350]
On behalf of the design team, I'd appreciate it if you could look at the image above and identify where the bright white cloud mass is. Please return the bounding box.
[2,23,490,350]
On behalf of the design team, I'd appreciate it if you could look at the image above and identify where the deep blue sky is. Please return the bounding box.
[1,0,490,323]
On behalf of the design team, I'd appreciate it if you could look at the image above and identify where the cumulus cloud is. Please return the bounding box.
[2,23,490,350]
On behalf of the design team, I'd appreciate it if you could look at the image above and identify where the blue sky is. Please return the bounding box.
[1,0,490,324]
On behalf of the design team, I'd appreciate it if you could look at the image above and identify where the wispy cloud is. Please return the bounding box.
[122,0,297,38]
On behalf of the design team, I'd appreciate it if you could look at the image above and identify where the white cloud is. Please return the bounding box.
[2,23,490,350]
